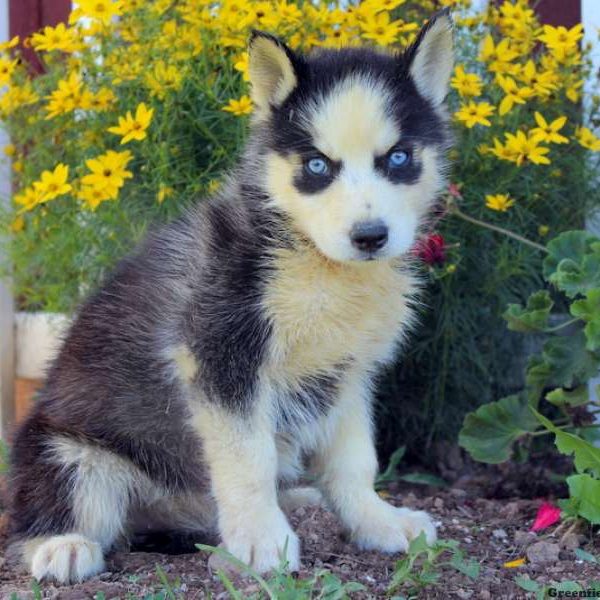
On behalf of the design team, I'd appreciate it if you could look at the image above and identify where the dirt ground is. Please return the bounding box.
[1,479,600,599]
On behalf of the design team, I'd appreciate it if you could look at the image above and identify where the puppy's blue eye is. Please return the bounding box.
[388,150,410,168]
[306,157,329,176]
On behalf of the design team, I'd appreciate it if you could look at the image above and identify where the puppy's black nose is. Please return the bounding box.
[350,220,389,253]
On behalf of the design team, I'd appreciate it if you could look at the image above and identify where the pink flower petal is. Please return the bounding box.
[448,183,463,199]
[530,502,561,532]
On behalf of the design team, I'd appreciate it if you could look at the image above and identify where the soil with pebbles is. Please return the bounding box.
[1,483,600,599]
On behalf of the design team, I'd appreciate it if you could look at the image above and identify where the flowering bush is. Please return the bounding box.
[0,0,599,452]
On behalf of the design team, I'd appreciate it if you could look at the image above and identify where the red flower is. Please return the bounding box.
[448,183,463,199]
[413,233,446,266]
[530,501,561,532]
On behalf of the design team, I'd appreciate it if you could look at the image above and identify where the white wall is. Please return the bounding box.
[0,0,15,440]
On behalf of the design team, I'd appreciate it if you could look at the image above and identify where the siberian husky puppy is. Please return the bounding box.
[7,9,453,583]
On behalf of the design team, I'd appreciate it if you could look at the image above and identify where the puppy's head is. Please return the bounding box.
[248,10,454,263]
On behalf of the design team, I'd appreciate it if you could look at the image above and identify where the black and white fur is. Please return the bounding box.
[7,10,454,583]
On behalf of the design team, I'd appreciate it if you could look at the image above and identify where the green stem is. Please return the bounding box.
[544,318,580,333]
[450,206,549,253]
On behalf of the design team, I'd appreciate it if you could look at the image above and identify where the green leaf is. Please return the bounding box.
[376,446,406,489]
[459,395,538,464]
[514,576,540,592]
[552,581,583,593]
[571,289,600,351]
[407,532,430,555]
[566,474,600,524]
[544,231,600,297]
[538,332,600,388]
[398,473,448,487]
[574,548,598,563]
[545,386,589,407]
[504,290,553,332]
[449,554,480,580]
[532,409,600,478]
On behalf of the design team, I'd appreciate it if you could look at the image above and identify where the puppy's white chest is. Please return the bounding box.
[263,248,415,378]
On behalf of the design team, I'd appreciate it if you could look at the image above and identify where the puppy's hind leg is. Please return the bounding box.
[10,432,148,584]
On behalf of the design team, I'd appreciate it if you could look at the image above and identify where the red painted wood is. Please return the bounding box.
[534,0,581,28]
[9,0,72,71]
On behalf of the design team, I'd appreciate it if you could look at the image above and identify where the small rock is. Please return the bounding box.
[404,492,418,508]
[560,532,581,550]
[434,497,444,510]
[514,530,537,547]
[492,528,508,539]
[456,588,473,599]
[450,488,468,499]
[500,501,521,519]
[526,541,560,565]
[479,590,491,600]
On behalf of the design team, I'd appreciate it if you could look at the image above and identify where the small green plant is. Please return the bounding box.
[459,230,600,524]
[387,533,479,598]
[375,447,448,491]
[197,543,365,599]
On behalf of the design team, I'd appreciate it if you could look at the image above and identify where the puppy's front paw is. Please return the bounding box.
[352,501,437,553]
[30,534,105,583]
[222,510,300,573]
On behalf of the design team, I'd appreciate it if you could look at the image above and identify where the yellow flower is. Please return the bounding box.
[538,225,550,237]
[10,215,25,233]
[0,56,18,85]
[157,184,174,204]
[575,127,600,152]
[77,0,123,25]
[33,164,72,203]
[3,144,16,157]
[360,12,402,47]
[145,61,183,100]
[222,95,253,116]
[517,61,557,98]
[530,113,568,145]
[108,103,154,144]
[78,185,112,210]
[538,24,583,61]
[450,65,483,98]
[504,130,551,166]
[234,52,250,82]
[80,87,117,111]
[503,558,526,568]
[45,72,82,119]
[0,83,38,117]
[479,35,518,74]
[454,101,495,128]
[30,23,80,53]
[14,187,39,211]
[497,75,533,116]
[0,36,19,52]
[82,150,133,199]
[486,194,515,212]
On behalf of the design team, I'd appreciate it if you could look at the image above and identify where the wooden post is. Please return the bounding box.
[9,0,71,71]
[536,0,581,28]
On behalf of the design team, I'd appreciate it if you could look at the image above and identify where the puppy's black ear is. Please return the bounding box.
[405,9,454,106]
[248,31,300,118]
